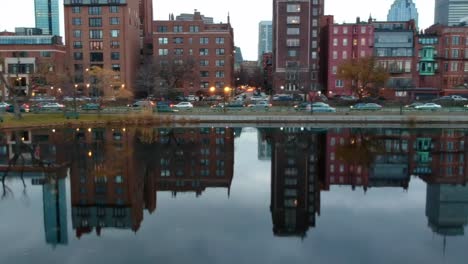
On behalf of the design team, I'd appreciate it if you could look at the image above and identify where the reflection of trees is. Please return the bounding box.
[335,130,384,168]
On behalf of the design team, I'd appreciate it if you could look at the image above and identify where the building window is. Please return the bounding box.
[361,26,366,33]
[72,18,82,25]
[89,18,102,27]
[200,48,209,56]
[200,37,209,45]
[110,30,120,38]
[287,28,300,35]
[109,5,119,13]
[40,51,51,57]
[200,60,209,66]
[343,38,348,46]
[336,80,344,87]
[216,71,225,78]
[200,82,209,88]
[90,41,103,50]
[157,25,168,32]
[342,51,347,59]
[72,6,81,13]
[333,27,338,34]
[452,36,460,45]
[73,41,83,49]
[286,39,300,47]
[110,41,120,48]
[88,6,102,15]
[215,60,224,66]
[174,48,183,56]
[173,37,183,44]
[216,37,225,44]
[73,30,82,38]
[343,27,348,34]
[450,62,458,72]
[90,52,103,62]
[112,64,120,72]
[173,25,183,32]
[109,17,120,25]
[332,66,337,75]
[158,37,168,44]
[452,49,459,58]
[111,52,120,60]
[333,38,338,46]
[333,51,338,59]
[73,52,83,60]
[200,71,209,77]
[287,16,300,24]
[89,30,103,39]
[216,48,225,55]
[288,50,297,57]
[189,25,199,32]
[361,38,366,46]
[287,4,301,12]
[158,49,169,56]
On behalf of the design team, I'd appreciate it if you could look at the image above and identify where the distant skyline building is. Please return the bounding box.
[387,0,419,27]
[34,0,60,36]
[435,0,468,25]
[258,21,272,64]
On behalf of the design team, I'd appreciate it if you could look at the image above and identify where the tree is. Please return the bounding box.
[135,58,157,97]
[87,66,116,98]
[0,56,23,119]
[153,56,195,97]
[337,56,389,99]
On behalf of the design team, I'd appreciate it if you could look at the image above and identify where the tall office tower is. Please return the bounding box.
[258,21,273,64]
[64,0,149,96]
[435,0,468,25]
[35,0,60,35]
[273,0,324,96]
[387,0,419,27]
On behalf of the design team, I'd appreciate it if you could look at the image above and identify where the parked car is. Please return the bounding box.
[405,102,424,108]
[81,103,102,111]
[0,102,11,111]
[248,100,271,110]
[211,101,244,111]
[414,103,442,110]
[294,102,311,111]
[155,102,178,112]
[311,102,336,112]
[41,102,65,110]
[172,102,193,109]
[6,103,30,113]
[350,103,382,111]
[129,100,155,109]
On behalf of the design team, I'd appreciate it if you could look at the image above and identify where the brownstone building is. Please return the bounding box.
[0,33,67,98]
[63,0,151,95]
[152,11,235,96]
[273,0,324,97]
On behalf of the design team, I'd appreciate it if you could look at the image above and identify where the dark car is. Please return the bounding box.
[155,102,177,113]
[81,103,102,111]
[6,103,30,113]
[350,103,382,111]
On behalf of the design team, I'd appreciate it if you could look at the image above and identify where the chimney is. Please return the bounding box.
[356,17,361,24]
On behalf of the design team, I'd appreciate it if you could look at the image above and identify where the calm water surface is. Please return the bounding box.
[0,126,467,264]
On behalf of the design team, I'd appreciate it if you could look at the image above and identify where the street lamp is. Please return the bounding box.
[223,86,231,113]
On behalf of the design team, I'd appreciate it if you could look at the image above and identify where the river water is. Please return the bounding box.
[0,126,467,264]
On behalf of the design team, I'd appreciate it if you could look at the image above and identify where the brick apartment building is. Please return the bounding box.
[63,0,151,96]
[273,0,324,97]
[321,16,374,97]
[0,33,66,98]
[152,11,234,96]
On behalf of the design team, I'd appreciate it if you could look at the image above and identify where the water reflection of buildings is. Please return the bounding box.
[0,129,69,246]
[70,127,235,237]
[263,128,324,237]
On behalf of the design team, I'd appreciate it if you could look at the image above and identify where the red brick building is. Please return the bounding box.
[0,34,67,98]
[63,0,150,96]
[321,16,375,97]
[273,0,324,97]
[152,11,235,96]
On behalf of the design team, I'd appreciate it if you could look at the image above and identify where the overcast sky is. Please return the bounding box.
[0,0,435,60]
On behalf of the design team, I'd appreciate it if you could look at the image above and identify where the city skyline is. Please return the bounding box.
[0,0,435,60]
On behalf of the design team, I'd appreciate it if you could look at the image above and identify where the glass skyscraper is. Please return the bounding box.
[34,0,60,36]
[387,0,419,28]
[435,0,468,25]
[258,21,272,63]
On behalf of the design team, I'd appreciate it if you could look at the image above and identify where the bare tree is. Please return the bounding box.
[153,56,195,98]
[0,56,23,119]
[135,58,157,97]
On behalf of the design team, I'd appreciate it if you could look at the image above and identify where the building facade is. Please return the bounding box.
[152,11,235,96]
[321,16,375,97]
[435,0,468,26]
[273,0,324,97]
[387,0,419,28]
[258,21,273,64]
[0,34,66,98]
[34,0,60,36]
[63,0,146,96]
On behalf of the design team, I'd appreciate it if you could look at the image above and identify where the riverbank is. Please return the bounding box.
[0,112,466,130]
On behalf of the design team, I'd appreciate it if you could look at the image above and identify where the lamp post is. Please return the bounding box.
[223,86,231,113]
[73,84,78,115]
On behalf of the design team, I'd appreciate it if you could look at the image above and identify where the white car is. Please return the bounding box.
[414,103,442,110]
[0,102,11,110]
[172,102,193,109]
[41,103,65,110]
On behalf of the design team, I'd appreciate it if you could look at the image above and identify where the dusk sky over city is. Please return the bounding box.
[0,0,435,60]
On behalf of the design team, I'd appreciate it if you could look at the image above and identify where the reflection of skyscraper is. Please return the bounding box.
[269,128,324,237]
[257,130,271,161]
[426,184,468,236]
[43,176,68,245]
[34,0,60,36]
